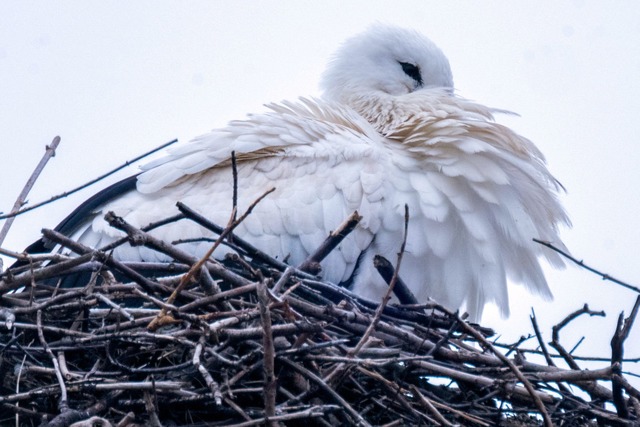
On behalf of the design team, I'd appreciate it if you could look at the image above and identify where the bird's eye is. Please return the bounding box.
[398,61,423,87]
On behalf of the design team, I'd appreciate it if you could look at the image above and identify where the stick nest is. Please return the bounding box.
[1,203,639,427]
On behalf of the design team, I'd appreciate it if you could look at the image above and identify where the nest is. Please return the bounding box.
[1,196,640,427]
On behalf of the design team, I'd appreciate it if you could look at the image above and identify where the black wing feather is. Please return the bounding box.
[13,174,139,262]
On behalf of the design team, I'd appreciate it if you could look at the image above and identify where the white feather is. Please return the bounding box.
[65,24,569,322]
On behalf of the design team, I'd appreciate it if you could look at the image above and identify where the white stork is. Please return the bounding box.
[32,25,570,321]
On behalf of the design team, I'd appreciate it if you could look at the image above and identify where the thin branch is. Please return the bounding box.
[530,309,555,367]
[224,406,338,427]
[351,204,409,356]
[611,295,640,418]
[176,201,296,273]
[257,278,277,423]
[146,187,275,331]
[40,228,166,294]
[0,136,61,246]
[298,211,362,274]
[0,138,178,220]
[231,151,238,224]
[408,384,454,426]
[452,312,554,427]
[373,255,418,305]
[171,186,275,298]
[193,334,222,405]
[534,238,640,294]
[280,357,371,427]
[37,310,68,413]
[551,304,605,371]
[530,309,572,397]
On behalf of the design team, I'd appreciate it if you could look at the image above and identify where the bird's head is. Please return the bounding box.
[320,24,454,105]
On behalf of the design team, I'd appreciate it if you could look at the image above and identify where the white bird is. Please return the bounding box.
[30,25,570,321]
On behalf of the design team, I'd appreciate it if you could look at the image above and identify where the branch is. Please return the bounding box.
[257,279,277,423]
[351,204,409,356]
[298,211,362,274]
[193,334,222,405]
[0,138,178,220]
[551,303,605,371]
[452,312,554,427]
[611,295,640,418]
[146,186,275,331]
[0,136,60,246]
[37,310,68,413]
[373,255,418,305]
[176,201,296,273]
[534,238,640,294]
[280,357,371,427]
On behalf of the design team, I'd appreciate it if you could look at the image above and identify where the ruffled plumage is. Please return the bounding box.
[64,24,568,321]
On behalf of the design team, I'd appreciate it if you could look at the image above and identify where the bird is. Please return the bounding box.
[14,24,570,321]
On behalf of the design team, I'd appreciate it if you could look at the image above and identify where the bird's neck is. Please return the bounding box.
[341,92,410,137]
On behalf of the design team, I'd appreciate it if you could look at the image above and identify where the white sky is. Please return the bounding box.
[2,1,640,375]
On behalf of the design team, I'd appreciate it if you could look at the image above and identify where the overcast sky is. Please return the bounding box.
[2,1,640,373]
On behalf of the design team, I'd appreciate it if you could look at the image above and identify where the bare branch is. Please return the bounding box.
[0,138,179,220]
[0,136,61,246]
[611,295,640,418]
[257,279,277,423]
[298,211,362,274]
[534,238,640,294]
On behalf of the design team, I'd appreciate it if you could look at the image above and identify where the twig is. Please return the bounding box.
[412,387,491,426]
[452,312,554,427]
[176,202,298,274]
[551,304,605,370]
[534,238,640,294]
[530,309,572,397]
[0,139,179,220]
[146,187,275,331]
[94,294,134,322]
[530,309,554,367]
[280,357,371,427]
[298,211,362,274]
[100,215,251,296]
[409,385,454,426]
[373,255,418,305]
[612,372,640,402]
[351,205,409,356]
[0,136,61,246]
[271,266,294,295]
[169,186,274,298]
[409,359,555,403]
[143,389,163,427]
[611,295,640,418]
[37,310,68,413]
[231,151,238,223]
[193,334,222,405]
[257,278,277,424]
[224,406,338,427]
[40,228,165,294]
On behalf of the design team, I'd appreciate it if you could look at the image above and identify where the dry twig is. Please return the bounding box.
[534,238,640,295]
[0,138,178,221]
[0,136,61,247]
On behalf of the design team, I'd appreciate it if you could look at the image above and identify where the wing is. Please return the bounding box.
[73,99,387,285]
[348,91,570,320]
[36,93,568,322]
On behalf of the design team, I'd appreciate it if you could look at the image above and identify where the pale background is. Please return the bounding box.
[1,1,640,377]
